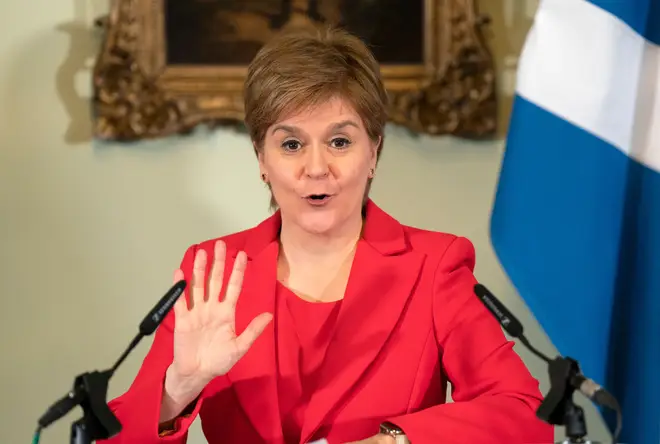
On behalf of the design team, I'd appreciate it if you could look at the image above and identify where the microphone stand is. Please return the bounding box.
[536,356,594,444]
[35,280,186,444]
[473,284,621,444]
[40,330,146,444]
[68,370,122,444]
[66,330,143,444]
[517,336,599,444]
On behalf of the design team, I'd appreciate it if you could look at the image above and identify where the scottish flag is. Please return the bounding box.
[490,0,660,442]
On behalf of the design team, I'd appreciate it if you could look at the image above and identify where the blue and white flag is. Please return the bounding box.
[491,0,660,442]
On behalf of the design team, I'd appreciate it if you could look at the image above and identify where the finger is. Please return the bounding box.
[208,240,226,303]
[234,312,273,356]
[224,251,247,307]
[190,249,207,309]
[173,293,188,319]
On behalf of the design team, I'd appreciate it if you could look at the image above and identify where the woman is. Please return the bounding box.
[100,27,554,444]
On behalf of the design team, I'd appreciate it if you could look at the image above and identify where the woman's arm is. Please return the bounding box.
[385,237,554,444]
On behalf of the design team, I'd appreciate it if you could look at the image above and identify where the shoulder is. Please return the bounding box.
[364,200,475,269]
[402,225,476,271]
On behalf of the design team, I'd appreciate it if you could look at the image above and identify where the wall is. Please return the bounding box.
[0,0,610,443]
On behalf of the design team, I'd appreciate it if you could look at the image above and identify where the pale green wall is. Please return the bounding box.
[0,0,609,442]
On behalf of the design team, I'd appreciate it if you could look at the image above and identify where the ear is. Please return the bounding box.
[255,142,266,169]
[370,136,381,166]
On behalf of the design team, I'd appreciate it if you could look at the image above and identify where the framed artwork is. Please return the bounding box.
[92,0,497,141]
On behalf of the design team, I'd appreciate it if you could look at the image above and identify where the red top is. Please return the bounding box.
[98,200,554,444]
[276,282,342,443]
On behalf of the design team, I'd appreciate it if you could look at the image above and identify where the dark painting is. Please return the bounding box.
[164,0,424,66]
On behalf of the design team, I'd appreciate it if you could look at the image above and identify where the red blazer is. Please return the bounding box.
[100,200,553,444]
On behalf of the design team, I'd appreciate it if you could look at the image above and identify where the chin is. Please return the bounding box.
[296,210,341,235]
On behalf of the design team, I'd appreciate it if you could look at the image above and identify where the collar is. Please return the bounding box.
[242,199,409,258]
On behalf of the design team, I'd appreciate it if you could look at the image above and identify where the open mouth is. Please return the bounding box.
[305,194,332,204]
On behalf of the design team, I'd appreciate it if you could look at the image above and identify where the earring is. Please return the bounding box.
[368,168,375,178]
[261,173,267,182]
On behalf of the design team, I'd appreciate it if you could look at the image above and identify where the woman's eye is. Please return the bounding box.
[281,140,302,151]
[330,138,351,149]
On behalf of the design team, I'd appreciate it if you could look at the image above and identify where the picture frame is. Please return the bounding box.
[92,0,497,142]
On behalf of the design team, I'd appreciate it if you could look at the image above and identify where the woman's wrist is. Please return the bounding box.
[160,365,207,422]
[377,434,397,444]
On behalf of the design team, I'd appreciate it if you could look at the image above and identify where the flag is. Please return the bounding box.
[490,0,660,443]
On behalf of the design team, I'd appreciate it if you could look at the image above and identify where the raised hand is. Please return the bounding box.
[161,240,273,421]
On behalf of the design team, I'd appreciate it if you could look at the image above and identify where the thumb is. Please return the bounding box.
[234,312,273,356]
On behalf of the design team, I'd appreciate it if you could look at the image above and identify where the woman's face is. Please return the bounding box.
[258,97,379,235]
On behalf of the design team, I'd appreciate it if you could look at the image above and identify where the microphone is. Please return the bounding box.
[35,279,186,444]
[139,279,185,335]
[473,283,618,407]
[473,283,622,443]
[474,283,524,338]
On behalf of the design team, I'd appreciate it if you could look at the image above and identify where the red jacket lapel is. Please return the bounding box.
[300,201,426,442]
[223,202,425,443]
[225,213,283,442]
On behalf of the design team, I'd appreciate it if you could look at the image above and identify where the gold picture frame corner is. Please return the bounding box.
[91,0,497,142]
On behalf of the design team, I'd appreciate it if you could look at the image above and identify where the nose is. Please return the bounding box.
[304,145,330,179]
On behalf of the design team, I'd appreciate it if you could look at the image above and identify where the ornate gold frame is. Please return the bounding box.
[92,0,497,141]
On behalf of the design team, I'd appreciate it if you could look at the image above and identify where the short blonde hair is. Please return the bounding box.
[243,26,389,209]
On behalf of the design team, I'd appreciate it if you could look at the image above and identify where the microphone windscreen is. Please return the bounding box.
[474,284,524,338]
[139,280,186,335]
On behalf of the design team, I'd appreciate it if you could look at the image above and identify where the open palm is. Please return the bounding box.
[171,240,273,384]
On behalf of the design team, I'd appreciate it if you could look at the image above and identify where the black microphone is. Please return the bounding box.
[473,283,618,408]
[139,279,186,335]
[474,283,524,338]
[36,279,186,443]
[571,374,620,412]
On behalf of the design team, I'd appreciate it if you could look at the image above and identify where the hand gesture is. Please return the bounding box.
[169,240,273,386]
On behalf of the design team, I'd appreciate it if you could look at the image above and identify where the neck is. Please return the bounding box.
[279,212,363,266]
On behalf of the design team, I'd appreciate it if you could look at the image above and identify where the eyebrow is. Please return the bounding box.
[270,119,361,135]
[329,120,361,131]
